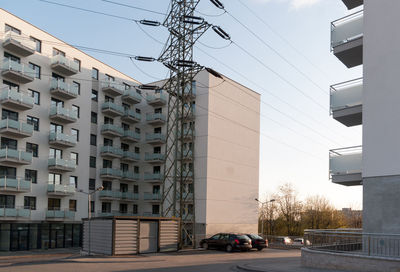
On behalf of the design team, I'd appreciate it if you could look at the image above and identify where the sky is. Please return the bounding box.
[1,0,363,209]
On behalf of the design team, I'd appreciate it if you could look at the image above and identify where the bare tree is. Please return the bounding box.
[276,183,302,236]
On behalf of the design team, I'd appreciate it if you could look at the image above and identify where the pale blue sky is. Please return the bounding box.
[2,0,363,209]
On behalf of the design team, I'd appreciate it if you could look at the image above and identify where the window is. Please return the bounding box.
[28,62,41,79]
[105,74,114,81]
[52,72,64,82]
[73,59,81,72]
[49,148,62,159]
[3,80,19,91]
[5,24,21,35]
[105,95,114,103]
[73,81,80,95]
[50,123,63,133]
[101,202,111,213]
[71,129,79,142]
[134,166,139,174]
[90,134,97,146]
[26,143,38,157]
[26,116,39,131]
[155,108,162,114]
[91,112,97,124]
[48,198,61,210]
[91,90,98,101]
[122,103,130,110]
[1,137,17,150]
[122,123,129,131]
[4,52,20,63]
[120,183,128,192]
[103,138,113,147]
[90,201,95,213]
[153,166,161,174]
[2,109,18,121]
[92,68,99,80]
[133,204,138,214]
[25,169,37,184]
[24,196,36,210]
[48,173,62,185]
[104,116,113,124]
[29,36,41,53]
[51,97,63,107]
[134,185,139,194]
[69,176,78,188]
[89,179,95,190]
[71,152,78,165]
[123,83,130,90]
[0,194,15,208]
[135,127,141,134]
[103,159,112,169]
[89,157,96,168]
[27,89,40,105]
[135,147,140,154]
[102,180,112,190]
[0,166,16,179]
[120,163,129,172]
[154,146,161,154]
[53,48,65,57]
[119,203,128,214]
[154,127,161,134]
[121,143,129,151]
[135,108,141,114]
[153,185,160,194]
[69,199,77,211]
[152,205,160,215]
[72,105,80,118]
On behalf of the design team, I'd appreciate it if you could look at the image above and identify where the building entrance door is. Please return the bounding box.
[139,221,158,253]
[10,224,29,251]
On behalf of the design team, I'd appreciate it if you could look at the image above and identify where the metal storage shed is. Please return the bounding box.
[82,216,180,255]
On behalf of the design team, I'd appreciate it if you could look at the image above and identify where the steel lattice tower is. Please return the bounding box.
[158,0,210,247]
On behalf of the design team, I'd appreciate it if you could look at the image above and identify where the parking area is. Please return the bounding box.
[0,248,354,272]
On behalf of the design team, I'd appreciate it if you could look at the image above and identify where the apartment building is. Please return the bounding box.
[329,0,400,234]
[0,9,260,251]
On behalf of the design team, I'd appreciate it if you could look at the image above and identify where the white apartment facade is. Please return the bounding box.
[329,0,400,234]
[0,9,260,251]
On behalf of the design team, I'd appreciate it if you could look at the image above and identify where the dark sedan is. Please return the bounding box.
[200,233,252,252]
[245,234,268,250]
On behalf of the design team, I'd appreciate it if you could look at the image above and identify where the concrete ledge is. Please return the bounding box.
[301,248,400,272]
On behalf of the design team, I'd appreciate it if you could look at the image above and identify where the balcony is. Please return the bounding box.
[121,109,141,123]
[46,209,75,220]
[49,106,78,124]
[121,151,140,162]
[101,124,123,138]
[50,79,78,100]
[100,168,123,179]
[329,146,362,186]
[100,146,123,159]
[146,113,166,125]
[101,102,124,117]
[48,158,76,172]
[0,177,31,192]
[0,119,33,138]
[183,81,197,100]
[51,55,79,76]
[1,58,35,84]
[179,128,195,141]
[146,133,166,145]
[99,190,121,200]
[179,192,194,201]
[330,78,362,127]
[121,192,139,202]
[342,0,363,10]
[182,214,194,222]
[331,10,363,68]
[144,173,163,183]
[49,132,77,148]
[121,171,140,182]
[121,130,141,143]
[122,89,142,104]
[97,211,139,217]
[2,31,36,57]
[182,171,194,181]
[47,184,75,196]
[0,207,30,219]
[145,153,165,164]
[143,212,160,217]
[180,149,193,161]
[144,192,162,202]
[101,80,124,97]
[179,107,195,120]
[146,92,167,106]
[0,148,32,165]
[0,87,34,110]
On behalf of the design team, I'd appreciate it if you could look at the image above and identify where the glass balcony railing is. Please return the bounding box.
[329,146,362,176]
[144,192,161,201]
[122,171,140,180]
[122,151,140,161]
[99,190,122,199]
[123,109,141,121]
[100,146,124,157]
[46,209,75,219]
[50,106,78,120]
[100,168,123,178]
[182,149,193,158]
[48,158,76,170]
[143,212,160,217]
[101,102,124,115]
[101,124,124,136]
[179,128,195,138]
[179,192,194,200]
[144,173,163,181]
[49,132,77,145]
[330,78,363,113]
[0,177,31,191]
[0,119,33,135]
[97,211,138,217]
[0,87,34,107]
[146,92,167,104]
[183,81,197,97]
[146,113,166,123]
[0,148,32,163]
[2,58,35,78]
[331,10,363,49]
[101,80,125,92]
[51,54,79,72]
[3,30,36,52]
[122,89,142,103]
[146,133,166,142]
[122,130,141,141]
[0,207,30,218]
[50,79,79,96]
[121,192,139,201]
[47,184,76,194]
[145,153,165,161]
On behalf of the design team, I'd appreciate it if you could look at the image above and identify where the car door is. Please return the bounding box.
[219,234,230,248]
[207,234,220,248]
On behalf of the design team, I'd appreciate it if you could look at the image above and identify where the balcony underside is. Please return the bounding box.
[121,177,139,182]
[333,37,363,68]
[101,130,122,138]
[342,0,363,9]
[47,192,74,197]
[146,159,165,164]
[50,88,78,100]
[121,157,139,163]
[51,63,78,76]
[148,99,166,107]
[49,115,76,124]
[1,70,34,84]
[102,87,123,97]
[121,136,140,143]
[1,99,33,111]
[332,105,362,127]
[122,95,141,104]
[147,119,165,126]
[0,158,31,165]
[3,40,35,57]
[100,174,121,180]
[121,115,140,123]
[146,140,166,145]
[101,109,123,118]
[49,140,76,148]
[48,165,75,172]
[0,128,32,138]
[332,173,362,186]
[100,152,122,159]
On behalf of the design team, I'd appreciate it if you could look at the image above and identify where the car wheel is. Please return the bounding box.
[257,247,263,251]
[202,243,208,250]
[226,244,233,252]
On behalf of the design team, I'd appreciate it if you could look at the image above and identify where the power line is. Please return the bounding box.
[197,40,232,50]
[101,0,167,16]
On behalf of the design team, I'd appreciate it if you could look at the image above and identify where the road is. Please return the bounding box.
[0,248,352,272]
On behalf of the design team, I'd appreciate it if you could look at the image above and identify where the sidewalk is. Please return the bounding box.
[0,248,80,260]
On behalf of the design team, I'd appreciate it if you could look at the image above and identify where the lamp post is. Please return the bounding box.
[255,198,275,237]
[78,186,103,255]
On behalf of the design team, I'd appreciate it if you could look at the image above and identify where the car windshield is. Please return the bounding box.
[248,234,263,239]
[237,235,250,240]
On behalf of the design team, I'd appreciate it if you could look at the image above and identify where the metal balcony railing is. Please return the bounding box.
[330,78,363,113]
[331,10,363,50]
[329,146,362,176]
